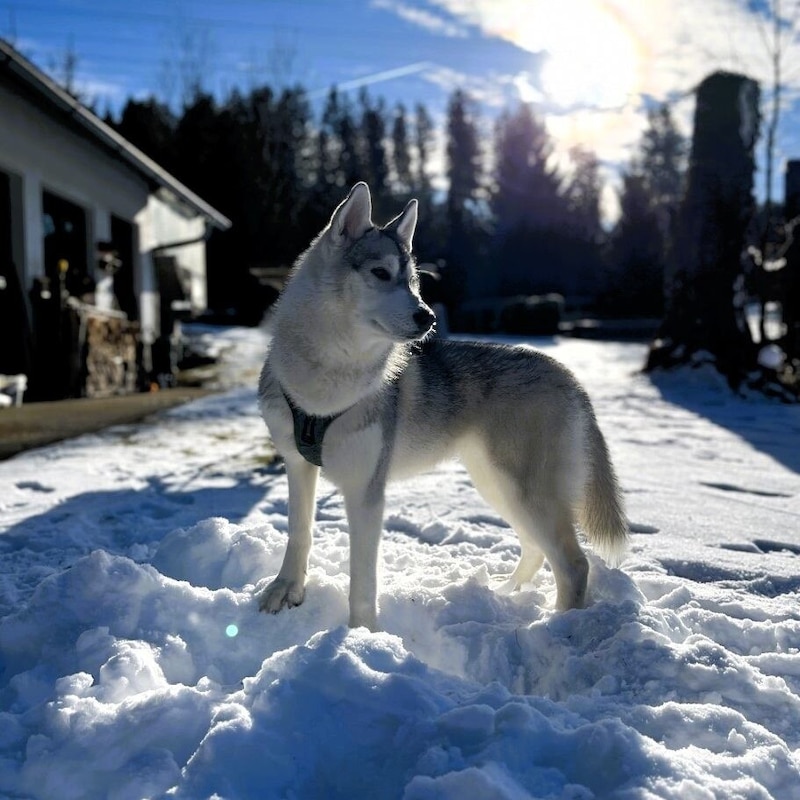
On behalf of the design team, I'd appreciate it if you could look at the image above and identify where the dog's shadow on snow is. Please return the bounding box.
[0,471,269,605]
[649,371,800,475]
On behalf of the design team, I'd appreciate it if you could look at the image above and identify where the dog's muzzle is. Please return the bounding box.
[413,306,436,338]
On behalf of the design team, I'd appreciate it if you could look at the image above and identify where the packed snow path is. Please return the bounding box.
[1,326,798,799]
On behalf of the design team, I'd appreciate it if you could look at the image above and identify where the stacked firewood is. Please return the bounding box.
[83,311,138,398]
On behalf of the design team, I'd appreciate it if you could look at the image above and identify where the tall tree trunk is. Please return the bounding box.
[647,72,760,388]
[783,160,800,362]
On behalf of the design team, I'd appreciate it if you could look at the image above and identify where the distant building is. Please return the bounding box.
[0,39,231,399]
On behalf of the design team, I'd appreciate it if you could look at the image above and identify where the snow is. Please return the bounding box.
[1,324,799,800]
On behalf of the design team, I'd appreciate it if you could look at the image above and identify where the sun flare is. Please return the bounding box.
[502,0,645,110]
[473,0,652,222]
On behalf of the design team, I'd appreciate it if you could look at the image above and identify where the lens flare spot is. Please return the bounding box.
[225,624,239,638]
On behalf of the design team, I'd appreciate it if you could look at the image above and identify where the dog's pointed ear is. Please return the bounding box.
[328,182,373,246]
[384,198,418,250]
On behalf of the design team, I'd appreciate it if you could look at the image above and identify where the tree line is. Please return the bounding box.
[108,85,686,325]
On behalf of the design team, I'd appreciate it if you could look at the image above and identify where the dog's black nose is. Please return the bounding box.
[414,307,436,332]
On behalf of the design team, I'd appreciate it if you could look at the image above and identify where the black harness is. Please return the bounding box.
[282,392,343,467]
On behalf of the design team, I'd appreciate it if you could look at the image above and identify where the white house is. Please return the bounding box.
[0,39,230,399]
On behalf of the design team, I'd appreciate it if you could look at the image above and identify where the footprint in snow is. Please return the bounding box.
[15,480,55,493]
[629,522,659,534]
[719,542,764,554]
[721,540,800,556]
[465,513,511,529]
[752,539,800,556]
[700,481,792,499]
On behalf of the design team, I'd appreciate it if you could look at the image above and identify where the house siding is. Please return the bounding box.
[0,81,149,316]
[0,78,216,395]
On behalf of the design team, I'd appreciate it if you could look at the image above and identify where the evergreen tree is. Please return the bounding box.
[605,103,686,317]
[491,103,564,231]
[318,89,341,179]
[313,88,346,218]
[169,92,247,312]
[115,98,176,170]
[359,89,389,210]
[444,90,485,301]
[414,103,434,197]
[412,102,436,237]
[171,93,224,202]
[565,146,602,242]
[445,89,482,231]
[408,102,443,268]
[336,93,363,188]
[490,103,570,296]
[316,88,363,189]
[198,85,314,318]
[639,103,686,243]
[605,172,665,315]
[256,85,313,241]
[391,103,413,194]
[562,146,606,299]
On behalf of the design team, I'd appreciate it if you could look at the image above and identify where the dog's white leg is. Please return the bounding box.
[259,457,319,614]
[462,448,588,610]
[499,547,545,594]
[502,504,588,610]
[344,489,385,631]
[462,448,547,594]
[506,503,588,610]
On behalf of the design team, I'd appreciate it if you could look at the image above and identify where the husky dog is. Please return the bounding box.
[257,183,627,630]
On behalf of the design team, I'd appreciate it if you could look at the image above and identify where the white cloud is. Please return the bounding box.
[385,0,800,206]
[75,76,129,104]
[425,0,797,98]
[371,0,470,37]
[421,63,517,109]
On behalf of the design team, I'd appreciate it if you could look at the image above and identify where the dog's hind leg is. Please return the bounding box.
[462,447,588,610]
[499,499,588,610]
[461,448,545,591]
[259,457,319,614]
[499,545,545,594]
[527,504,589,610]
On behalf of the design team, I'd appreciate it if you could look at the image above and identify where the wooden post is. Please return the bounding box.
[647,72,760,387]
[784,160,800,360]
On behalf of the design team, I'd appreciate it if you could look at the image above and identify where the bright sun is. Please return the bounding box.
[511,1,643,109]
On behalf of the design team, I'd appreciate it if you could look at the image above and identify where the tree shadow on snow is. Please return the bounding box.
[648,370,800,475]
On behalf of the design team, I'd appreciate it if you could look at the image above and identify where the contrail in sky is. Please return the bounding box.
[309,61,434,97]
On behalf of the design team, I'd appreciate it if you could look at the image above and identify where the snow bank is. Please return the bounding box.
[1,327,798,799]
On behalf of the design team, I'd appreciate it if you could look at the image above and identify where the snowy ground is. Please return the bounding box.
[1,325,799,800]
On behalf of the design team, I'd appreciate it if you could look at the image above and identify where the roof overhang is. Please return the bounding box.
[0,39,231,231]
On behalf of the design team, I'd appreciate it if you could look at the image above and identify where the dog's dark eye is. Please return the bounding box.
[371,267,392,282]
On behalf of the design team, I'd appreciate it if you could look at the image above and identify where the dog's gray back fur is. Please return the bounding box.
[385,338,626,562]
[257,183,627,629]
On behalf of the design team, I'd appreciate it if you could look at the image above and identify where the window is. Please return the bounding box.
[42,190,90,298]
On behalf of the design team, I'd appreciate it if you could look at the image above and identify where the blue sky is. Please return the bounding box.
[4,0,800,215]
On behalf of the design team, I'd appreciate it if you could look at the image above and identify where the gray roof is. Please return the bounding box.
[0,39,231,230]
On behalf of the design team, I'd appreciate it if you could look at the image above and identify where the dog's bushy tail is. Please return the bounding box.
[579,416,628,566]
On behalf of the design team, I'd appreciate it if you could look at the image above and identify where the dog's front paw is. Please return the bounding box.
[258,577,305,614]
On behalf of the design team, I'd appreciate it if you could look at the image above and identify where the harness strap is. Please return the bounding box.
[283,391,342,467]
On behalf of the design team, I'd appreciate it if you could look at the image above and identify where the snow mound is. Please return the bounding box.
[1,330,799,798]
[153,517,278,590]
